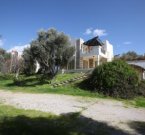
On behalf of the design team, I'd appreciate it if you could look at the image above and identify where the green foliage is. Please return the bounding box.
[117,51,145,60]
[22,48,36,75]
[83,60,140,99]
[0,48,6,55]
[22,28,75,79]
[0,73,14,80]
[12,75,25,86]
[121,51,138,60]
[138,81,145,97]
[0,48,11,73]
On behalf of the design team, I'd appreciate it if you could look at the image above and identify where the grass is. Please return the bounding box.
[126,97,145,108]
[0,73,145,108]
[0,103,53,118]
[0,104,133,135]
[52,73,82,82]
[135,97,145,107]
[0,73,145,134]
[0,73,105,98]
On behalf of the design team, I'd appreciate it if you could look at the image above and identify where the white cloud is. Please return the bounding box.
[123,41,132,45]
[0,39,4,46]
[93,29,107,37]
[8,44,30,55]
[84,28,107,37]
[84,28,92,35]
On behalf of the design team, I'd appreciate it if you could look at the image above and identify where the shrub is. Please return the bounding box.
[0,73,14,80]
[83,60,140,99]
[138,81,145,97]
[13,76,25,86]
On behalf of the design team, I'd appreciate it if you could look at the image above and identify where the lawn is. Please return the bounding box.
[126,97,145,108]
[0,73,145,135]
[0,73,145,108]
[0,104,131,135]
[0,73,104,98]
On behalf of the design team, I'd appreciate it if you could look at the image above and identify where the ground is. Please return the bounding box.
[0,90,145,135]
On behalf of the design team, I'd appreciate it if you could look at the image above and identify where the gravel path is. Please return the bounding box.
[0,90,145,134]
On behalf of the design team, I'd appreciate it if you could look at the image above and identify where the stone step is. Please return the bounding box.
[52,73,90,87]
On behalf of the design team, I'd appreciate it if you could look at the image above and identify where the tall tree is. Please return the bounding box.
[22,48,36,75]
[121,51,138,60]
[118,51,145,60]
[23,28,75,79]
[0,48,11,73]
[115,51,145,61]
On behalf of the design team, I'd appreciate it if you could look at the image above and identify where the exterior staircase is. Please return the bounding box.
[52,70,92,87]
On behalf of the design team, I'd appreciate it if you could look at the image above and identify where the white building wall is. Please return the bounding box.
[69,38,114,69]
[75,38,84,69]
[80,41,113,60]
[103,40,114,62]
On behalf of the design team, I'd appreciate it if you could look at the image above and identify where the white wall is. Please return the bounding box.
[103,40,114,61]
[80,41,113,60]
[74,38,114,69]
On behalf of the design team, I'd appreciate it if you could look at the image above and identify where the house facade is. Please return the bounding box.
[68,36,114,70]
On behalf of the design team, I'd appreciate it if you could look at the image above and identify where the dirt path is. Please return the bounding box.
[0,90,145,134]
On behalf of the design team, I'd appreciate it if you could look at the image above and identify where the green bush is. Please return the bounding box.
[138,81,145,97]
[83,60,140,99]
[13,76,25,86]
[0,73,14,80]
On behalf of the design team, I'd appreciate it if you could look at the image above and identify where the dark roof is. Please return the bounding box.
[83,36,104,46]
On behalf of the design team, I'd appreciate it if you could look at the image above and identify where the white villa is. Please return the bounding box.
[68,36,114,69]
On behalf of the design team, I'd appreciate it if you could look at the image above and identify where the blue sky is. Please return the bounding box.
[0,0,145,55]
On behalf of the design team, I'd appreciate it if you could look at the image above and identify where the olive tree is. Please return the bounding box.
[23,28,75,79]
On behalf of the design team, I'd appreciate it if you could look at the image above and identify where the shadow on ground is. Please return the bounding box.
[128,121,145,135]
[0,112,131,135]
[6,77,48,87]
